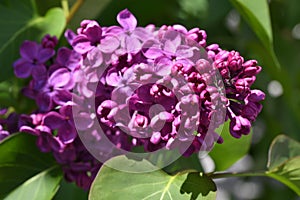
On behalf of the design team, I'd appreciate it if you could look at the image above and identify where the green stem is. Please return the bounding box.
[66,0,85,23]
[208,171,266,179]
[61,0,69,17]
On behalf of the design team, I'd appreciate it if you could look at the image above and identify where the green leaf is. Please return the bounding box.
[53,180,88,200]
[266,135,300,195]
[4,166,62,200]
[0,0,66,82]
[0,133,60,198]
[230,0,280,68]
[89,156,217,200]
[209,121,252,171]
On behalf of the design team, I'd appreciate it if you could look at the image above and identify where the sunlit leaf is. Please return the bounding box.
[89,155,216,200]
[209,121,252,171]
[230,0,280,68]
[4,166,62,200]
[266,135,300,195]
[0,133,59,198]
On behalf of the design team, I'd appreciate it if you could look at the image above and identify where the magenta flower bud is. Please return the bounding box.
[230,116,251,138]
[246,89,265,103]
[235,78,250,94]
[186,28,207,47]
[242,102,262,122]
[150,132,161,144]
[228,51,244,71]
[42,34,58,49]
[243,60,262,76]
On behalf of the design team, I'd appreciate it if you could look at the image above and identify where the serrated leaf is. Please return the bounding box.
[266,135,300,195]
[89,156,216,200]
[209,121,252,171]
[0,133,59,198]
[230,0,280,68]
[4,166,62,200]
[0,0,66,82]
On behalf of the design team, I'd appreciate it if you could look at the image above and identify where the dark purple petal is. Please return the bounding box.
[38,48,55,63]
[13,59,33,78]
[20,41,38,61]
[32,64,47,80]
[52,90,72,105]
[20,125,39,136]
[37,134,51,152]
[43,111,65,129]
[65,29,77,44]
[58,123,77,144]
[85,24,103,44]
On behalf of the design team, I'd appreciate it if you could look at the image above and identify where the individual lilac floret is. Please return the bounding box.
[13,40,55,79]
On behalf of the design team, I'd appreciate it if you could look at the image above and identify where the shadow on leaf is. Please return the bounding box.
[180,172,217,200]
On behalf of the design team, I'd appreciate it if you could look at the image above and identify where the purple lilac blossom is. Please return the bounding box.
[15,9,264,189]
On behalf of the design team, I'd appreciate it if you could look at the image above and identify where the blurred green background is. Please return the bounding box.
[1,0,300,199]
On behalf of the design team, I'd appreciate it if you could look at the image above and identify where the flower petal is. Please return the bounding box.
[99,35,120,54]
[117,9,137,31]
[20,41,38,61]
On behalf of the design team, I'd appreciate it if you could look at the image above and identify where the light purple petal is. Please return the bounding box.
[176,45,195,60]
[49,68,71,88]
[117,9,137,31]
[142,40,163,59]
[154,56,172,76]
[72,35,93,54]
[132,27,153,41]
[73,112,94,131]
[98,35,119,54]
[125,35,141,53]
[86,48,103,67]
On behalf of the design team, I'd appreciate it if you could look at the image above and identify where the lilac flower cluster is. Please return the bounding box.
[14,36,101,190]
[13,9,264,189]
[206,47,265,138]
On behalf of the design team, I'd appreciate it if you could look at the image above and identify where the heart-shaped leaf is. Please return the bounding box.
[0,133,61,199]
[89,155,217,200]
[266,135,300,195]
[209,121,252,171]
[0,0,66,82]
